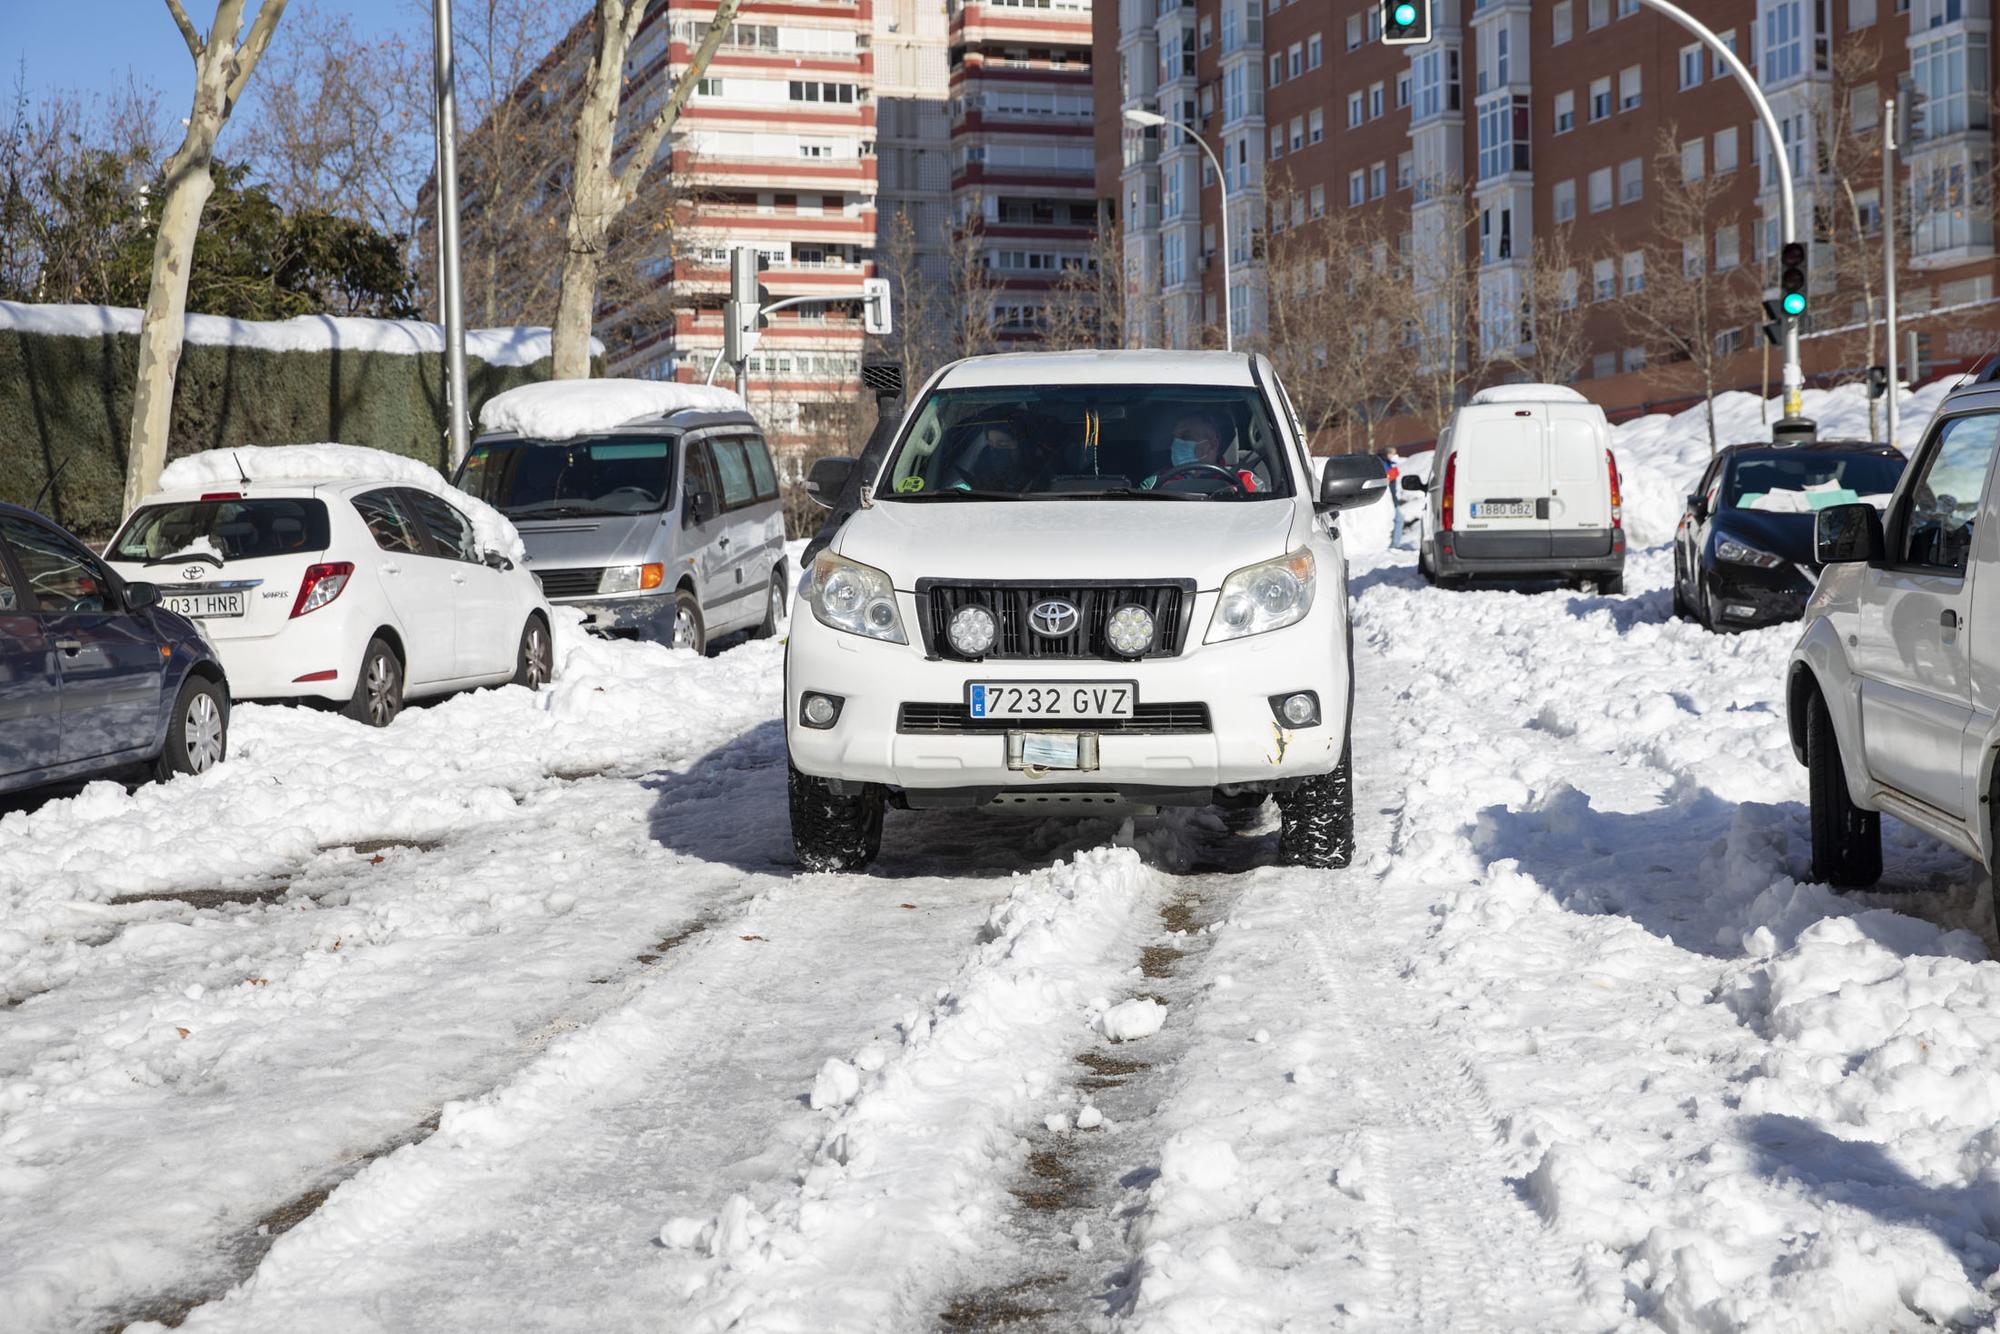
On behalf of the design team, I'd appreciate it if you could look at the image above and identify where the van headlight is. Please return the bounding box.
[808,551,907,644]
[1207,548,1316,643]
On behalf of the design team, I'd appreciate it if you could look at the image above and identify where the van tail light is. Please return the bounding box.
[1606,449,1623,528]
[291,562,355,618]
[1440,453,1458,532]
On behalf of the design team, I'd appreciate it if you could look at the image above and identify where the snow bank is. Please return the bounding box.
[158,443,527,563]
[0,300,593,367]
[477,379,746,440]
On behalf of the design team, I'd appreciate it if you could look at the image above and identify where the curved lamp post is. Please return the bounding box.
[1124,107,1232,352]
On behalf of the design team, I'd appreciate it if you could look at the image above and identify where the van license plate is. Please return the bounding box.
[969,681,1136,720]
[163,591,245,619]
[1472,499,1533,519]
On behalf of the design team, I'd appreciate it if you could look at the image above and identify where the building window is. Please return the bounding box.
[1290,42,1303,77]
[1200,15,1213,47]
[1307,33,1323,68]
[1622,251,1645,293]
[1270,54,1283,86]
[1619,156,1643,202]
[1588,166,1613,212]
[1554,178,1577,222]
[1396,150,1412,188]
[1271,126,1285,159]
[1555,89,1575,133]
[1911,31,1993,143]
[1346,13,1362,48]
[1368,5,1382,40]
[1310,183,1326,216]
[1396,70,1412,108]
[1681,138,1705,180]
[1477,94,1533,179]
[1553,0,1573,43]
[1618,0,1639,16]
[1623,346,1646,372]
[1714,126,1739,173]
[1370,81,1385,118]
[1716,225,1741,269]
[1593,257,1615,301]
[1761,1,1803,84]
[1592,351,1617,378]
[1309,108,1324,142]
[1349,92,1364,127]
[1715,327,1744,358]
[1290,115,1304,150]
[1852,0,1877,24]
[1620,65,1641,110]
[1711,29,1737,80]
[1589,77,1611,121]
[1370,161,1387,197]
[1588,0,1609,28]
[1679,44,1702,90]
[1411,45,1461,121]
[1349,170,1366,205]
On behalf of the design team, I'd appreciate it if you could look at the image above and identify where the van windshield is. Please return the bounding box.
[880,384,1294,500]
[459,437,675,518]
[110,498,331,564]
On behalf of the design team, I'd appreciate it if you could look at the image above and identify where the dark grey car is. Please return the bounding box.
[454,407,787,653]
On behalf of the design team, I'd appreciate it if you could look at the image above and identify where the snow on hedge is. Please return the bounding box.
[158,443,526,563]
[477,378,746,440]
[0,300,594,368]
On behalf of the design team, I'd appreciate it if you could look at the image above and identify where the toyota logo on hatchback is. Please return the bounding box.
[1027,599,1080,637]
[181,566,207,583]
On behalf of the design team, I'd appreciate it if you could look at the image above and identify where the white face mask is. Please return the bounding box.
[1170,437,1201,466]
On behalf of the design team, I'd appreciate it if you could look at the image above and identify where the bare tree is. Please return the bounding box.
[1041,225,1124,352]
[1505,224,1595,387]
[124,0,288,514]
[873,206,948,394]
[1617,126,1756,454]
[550,0,742,378]
[946,194,1001,360]
[1390,174,1488,436]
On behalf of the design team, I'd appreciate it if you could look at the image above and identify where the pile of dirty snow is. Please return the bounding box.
[478,379,745,440]
[157,443,526,563]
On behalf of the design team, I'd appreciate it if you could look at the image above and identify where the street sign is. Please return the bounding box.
[862,276,893,336]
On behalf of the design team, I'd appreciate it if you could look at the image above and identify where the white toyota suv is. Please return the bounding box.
[1788,365,2000,886]
[785,350,1388,872]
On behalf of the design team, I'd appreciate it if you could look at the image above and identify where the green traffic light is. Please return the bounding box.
[1393,2,1418,23]
[1781,292,1807,317]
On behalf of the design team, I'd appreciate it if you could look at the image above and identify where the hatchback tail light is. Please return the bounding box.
[1606,449,1623,528]
[291,562,354,618]
[1440,452,1458,531]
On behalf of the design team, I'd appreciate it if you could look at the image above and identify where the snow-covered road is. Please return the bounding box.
[9,387,2000,1333]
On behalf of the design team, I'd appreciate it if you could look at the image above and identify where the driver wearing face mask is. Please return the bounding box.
[1142,411,1260,492]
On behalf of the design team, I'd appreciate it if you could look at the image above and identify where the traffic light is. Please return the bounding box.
[1381,0,1431,44]
[1867,365,1890,400]
[1760,298,1787,347]
[1778,241,1808,319]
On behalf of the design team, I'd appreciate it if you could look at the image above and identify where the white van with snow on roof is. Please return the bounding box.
[1410,384,1627,593]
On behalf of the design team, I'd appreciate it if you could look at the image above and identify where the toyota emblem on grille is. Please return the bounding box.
[181,565,206,582]
[1027,599,1080,638]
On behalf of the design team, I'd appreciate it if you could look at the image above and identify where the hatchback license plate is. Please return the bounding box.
[968,681,1136,720]
[163,591,245,619]
[1472,499,1534,519]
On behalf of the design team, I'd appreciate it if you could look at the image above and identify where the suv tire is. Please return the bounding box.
[789,760,883,872]
[157,676,228,779]
[1276,740,1354,868]
[1807,691,1882,887]
[344,637,404,728]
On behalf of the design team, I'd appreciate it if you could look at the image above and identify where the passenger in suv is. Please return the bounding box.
[785,351,1388,872]
[1788,363,2000,886]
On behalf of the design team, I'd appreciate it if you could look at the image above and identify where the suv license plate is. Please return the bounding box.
[969,681,1137,720]
[1472,499,1534,519]
[163,591,245,619]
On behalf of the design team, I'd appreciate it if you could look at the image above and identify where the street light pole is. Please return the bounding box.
[432,0,471,468]
[1124,108,1233,352]
[1883,97,1902,450]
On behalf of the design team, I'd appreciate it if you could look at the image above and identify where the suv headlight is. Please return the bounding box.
[1207,547,1316,643]
[808,551,907,644]
[1715,537,1785,569]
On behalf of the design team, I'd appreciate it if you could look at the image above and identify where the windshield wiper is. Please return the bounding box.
[506,502,619,518]
[1043,488,1207,501]
[144,552,224,567]
[888,488,1028,501]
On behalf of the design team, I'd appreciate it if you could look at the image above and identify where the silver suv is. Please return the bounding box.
[456,401,787,652]
[1788,362,2000,886]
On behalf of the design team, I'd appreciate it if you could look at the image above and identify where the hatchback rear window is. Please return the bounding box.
[110,498,332,564]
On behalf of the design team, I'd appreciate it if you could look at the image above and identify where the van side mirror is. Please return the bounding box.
[1815,502,1885,565]
[684,484,718,526]
[1400,474,1427,493]
[806,456,856,511]
[1317,454,1389,511]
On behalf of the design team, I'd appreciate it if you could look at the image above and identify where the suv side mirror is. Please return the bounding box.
[684,484,718,526]
[1815,502,1885,565]
[1400,474,1428,493]
[806,456,856,511]
[1317,454,1389,511]
[123,580,160,610]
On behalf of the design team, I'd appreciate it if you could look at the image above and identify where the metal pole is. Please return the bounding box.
[1883,97,1901,450]
[1635,0,1805,422]
[1167,121,1232,351]
[432,0,471,468]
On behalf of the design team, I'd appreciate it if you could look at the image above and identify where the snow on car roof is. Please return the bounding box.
[936,349,1258,389]
[154,443,527,563]
[1467,384,1591,405]
[477,379,747,441]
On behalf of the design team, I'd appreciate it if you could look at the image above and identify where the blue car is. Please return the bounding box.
[0,501,230,796]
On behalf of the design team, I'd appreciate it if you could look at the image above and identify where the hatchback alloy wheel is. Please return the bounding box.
[523,622,552,689]
[183,691,225,773]
[364,652,401,725]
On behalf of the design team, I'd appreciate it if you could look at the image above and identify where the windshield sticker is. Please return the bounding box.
[896,475,926,493]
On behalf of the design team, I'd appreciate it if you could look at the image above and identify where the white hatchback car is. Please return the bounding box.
[106,477,552,726]
[786,349,1387,872]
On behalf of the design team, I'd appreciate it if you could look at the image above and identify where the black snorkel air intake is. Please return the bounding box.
[802,359,907,567]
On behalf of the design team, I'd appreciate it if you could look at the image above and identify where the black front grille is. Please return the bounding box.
[535,568,604,599]
[916,580,1195,661]
[897,702,1212,734]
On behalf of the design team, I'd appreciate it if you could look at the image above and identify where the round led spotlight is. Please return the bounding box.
[948,604,998,656]
[803,694,839,727]
[1106,604,1156,656]
[1281,692,1316,726]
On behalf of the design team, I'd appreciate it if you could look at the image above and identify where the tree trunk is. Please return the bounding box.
[123,146,217,513]
[553,211,610,379]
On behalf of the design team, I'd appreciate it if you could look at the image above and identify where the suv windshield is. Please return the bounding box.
[1724,450,1906,512]
[459,437,675,517]
[880,384,1295,500]
[110,498,331,564]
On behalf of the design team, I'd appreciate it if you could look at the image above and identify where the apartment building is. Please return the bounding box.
[1098,0,2000,441]
[948,0,1098,339]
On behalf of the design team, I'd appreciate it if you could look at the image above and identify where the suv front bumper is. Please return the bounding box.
[784,585,1350,799]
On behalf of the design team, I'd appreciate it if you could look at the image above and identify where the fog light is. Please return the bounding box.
[801,692,843,729]
[948,604,997,656]
[1269,691,1321,728]
[1106,604,1155,656]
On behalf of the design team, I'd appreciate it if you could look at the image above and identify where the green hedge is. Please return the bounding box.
[0,325,561,539]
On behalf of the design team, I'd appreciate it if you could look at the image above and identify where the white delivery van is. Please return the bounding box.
[1411,384,1626,593]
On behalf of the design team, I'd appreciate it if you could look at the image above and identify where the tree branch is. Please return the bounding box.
[225,0,292,115]
[165,0,204,62]
[614,0,741,202]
